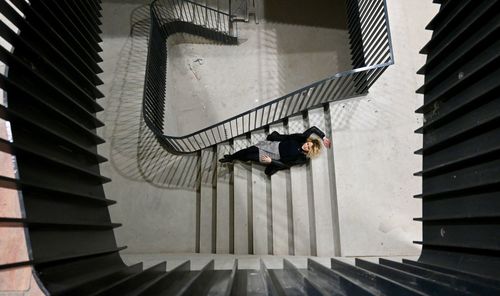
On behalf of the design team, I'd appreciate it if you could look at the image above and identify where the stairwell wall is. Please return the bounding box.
[98,1,198,254]
[331,0,438,256]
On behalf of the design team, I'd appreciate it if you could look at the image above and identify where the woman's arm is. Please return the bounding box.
[303,126,325,138]
[260,155,289,169]
[266,131,288,141]
[267,130,313,142]
[260,155,291,176]
[303,126,332,148]
[267,127,332,148]
[264,160,293,176]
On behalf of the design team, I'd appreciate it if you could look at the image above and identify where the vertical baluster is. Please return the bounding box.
[310,82,325,107]
[276,98,286,121]
[268,103,276,124]
[191,1,196,24]
[298,87,313,111]
[212,9,216,30]
[264,105,272,125]
[182,0,190,21]
[182,138,190,153]
[195,134,204,150]
[216,0,220,31]
[229,121,235,139]
[329,76,347,100]
[283,94,296,117]
[227,122,233,139]
[200,132,208,149]
[282,95,294,119]
[259,107,265,127]
[338,74,355,98]
[199,3,204,25]
[205,0,209,26]
[168,139,178,155]
[250,111,256,130]
[176,0,183,20]
[270,102,279,123]
[292,92,305,114]
[216,125,223,142]
[235,116,240,135]
[312,81,328,107]
[245,113,250,133]
[209,128,216,145]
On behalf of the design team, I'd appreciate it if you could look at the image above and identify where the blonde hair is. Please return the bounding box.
[305,137,322,158]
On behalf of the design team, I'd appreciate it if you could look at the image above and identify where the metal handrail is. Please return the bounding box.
[164,62,392,140]
[143,0,394,153]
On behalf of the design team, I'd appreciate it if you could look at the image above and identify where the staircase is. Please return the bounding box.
[33,255,500,295]
[139,0,392,257]
[145,0,394,154]
[197,105,341,257]
[3,0,500,294]
[229,0,259,24]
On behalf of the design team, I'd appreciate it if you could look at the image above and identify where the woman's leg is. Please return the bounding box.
[222,146,259,162]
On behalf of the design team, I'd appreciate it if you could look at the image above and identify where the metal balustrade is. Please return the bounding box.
[143,0,394,154]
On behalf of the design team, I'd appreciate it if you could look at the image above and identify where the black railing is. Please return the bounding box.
[143,0,237,152]
[143,0,393,153]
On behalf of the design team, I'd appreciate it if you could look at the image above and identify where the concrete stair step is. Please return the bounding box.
[324,103,342,257]
[288,114,313,256]
[269,123,291,256]
[199,148,217,253]
[307,107,336,257]
[216,142,233,254]
[250,129,271,255]
[195,107,340,257]
[233,136,252,254]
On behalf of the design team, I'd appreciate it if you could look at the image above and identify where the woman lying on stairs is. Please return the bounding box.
[219,126,332,176]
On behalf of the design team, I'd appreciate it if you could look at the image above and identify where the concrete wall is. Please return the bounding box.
[99,2,198,253]
[99,0,438,256]
[330,0,438,256]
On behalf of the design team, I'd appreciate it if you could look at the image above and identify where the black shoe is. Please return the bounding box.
[219,157,232,163]
[265,165,278,176]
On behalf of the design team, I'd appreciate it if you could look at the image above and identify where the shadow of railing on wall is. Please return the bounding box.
[106,5,201,190]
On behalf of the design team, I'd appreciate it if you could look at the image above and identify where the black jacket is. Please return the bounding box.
[264,126,326,176]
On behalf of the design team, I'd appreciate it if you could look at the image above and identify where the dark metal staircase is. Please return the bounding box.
[1,0,500,295]
[413,0,500,278]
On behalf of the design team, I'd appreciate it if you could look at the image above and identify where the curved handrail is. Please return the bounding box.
[143,0,394,154]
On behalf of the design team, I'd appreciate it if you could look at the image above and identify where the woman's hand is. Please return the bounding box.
[323,137,332,148]
[260,155,272,164]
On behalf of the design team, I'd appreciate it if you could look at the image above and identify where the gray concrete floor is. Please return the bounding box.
[165,22,351,136]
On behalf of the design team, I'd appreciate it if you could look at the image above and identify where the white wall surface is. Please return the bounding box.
[331,0,438,256]
[165,23,351,136]
[98,2,197,253]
